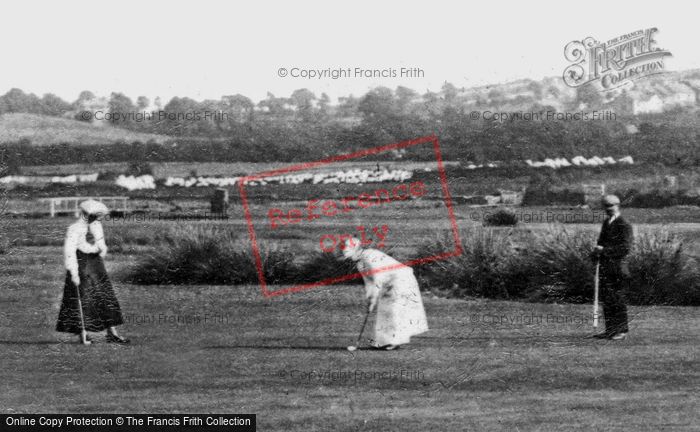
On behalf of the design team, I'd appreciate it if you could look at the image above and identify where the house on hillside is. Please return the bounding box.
[632,82,696,114]
[68,94,110,126]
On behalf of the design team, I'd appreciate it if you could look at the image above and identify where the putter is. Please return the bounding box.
[74,277,90,345]
[593,259,600,328]
[347,308,370,351]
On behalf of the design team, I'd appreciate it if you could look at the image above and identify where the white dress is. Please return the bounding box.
[357,249,429,346]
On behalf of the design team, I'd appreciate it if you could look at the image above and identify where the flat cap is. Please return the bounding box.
[79,199,109,215]
[601,195,621,206]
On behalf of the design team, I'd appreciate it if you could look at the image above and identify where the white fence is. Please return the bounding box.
[38,196,129,217]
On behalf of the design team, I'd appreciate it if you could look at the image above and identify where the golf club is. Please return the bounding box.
[347,307,371,351]
[74,276,90,345]
[593,259,600,328]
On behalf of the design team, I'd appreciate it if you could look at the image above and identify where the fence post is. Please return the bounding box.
[582,183,606,207]
[211,188,229,215]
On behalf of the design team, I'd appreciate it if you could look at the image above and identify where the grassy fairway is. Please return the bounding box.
[0,247,698,431]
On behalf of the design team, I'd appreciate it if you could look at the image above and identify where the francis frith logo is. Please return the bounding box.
[563,28,672,90]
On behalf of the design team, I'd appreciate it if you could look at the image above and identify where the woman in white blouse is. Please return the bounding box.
[56,200,129,344]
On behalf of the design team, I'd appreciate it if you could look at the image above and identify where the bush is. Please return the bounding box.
[124,225,294,285]
[522,186,585,206]
[127,160,153,176]
[484,209,519,226]
[295,252,362,285]
[619,189,700,208]
[627,230,700,305]
[525,228,596,303]
[0,149,23,176]
[123,225,361,286]
[415,226,700,305]
[414,228,524,299]
[123,223,699,305]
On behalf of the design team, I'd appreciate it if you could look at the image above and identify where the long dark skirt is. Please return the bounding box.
[56,251,123,334]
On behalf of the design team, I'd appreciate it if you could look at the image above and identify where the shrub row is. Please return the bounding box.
[122,225,359,286]
[615,189,700,208]
[123,225,700,306]
[414,227,700,306]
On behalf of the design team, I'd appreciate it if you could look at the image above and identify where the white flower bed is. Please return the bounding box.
[1,157,638,192]
[465,163,500,169]
[0,173,99,185]
[115,174,156,190]
[526,156,633,169]
[165,176,239,187]
[164,168,413,188]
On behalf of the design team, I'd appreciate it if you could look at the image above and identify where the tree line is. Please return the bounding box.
[0,85,699,169]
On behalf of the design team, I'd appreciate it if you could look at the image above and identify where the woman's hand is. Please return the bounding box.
[71,272,80,287]
[365,283,379,313]
[366,294,378,313]
[367,300,375,313]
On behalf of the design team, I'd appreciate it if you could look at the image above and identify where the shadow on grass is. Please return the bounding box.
[205,344,378,351]
[0,340,66,345]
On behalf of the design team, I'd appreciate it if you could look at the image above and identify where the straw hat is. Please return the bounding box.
[79,199,109,216]
[601,195,621,207]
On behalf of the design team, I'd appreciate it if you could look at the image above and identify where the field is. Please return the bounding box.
[1,197,699,430]
[0,247,698,430]
[4,4,700,430]
[20,161,461,178]
[2,150,699,430]
[6,161,699,224]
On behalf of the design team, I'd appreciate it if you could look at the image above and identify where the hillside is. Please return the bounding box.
[449,69,700,115]
[1,69,700,164]
[0,113,168,146]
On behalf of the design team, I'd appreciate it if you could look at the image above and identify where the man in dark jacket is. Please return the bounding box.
[591,195,633,340]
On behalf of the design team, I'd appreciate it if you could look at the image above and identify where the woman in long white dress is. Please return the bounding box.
[342,238,428,350]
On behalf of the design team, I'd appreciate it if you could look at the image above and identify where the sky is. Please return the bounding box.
[1,0,696,105]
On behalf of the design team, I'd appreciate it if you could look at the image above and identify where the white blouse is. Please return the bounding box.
[63,220,107,274]
[356,249,404,303]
